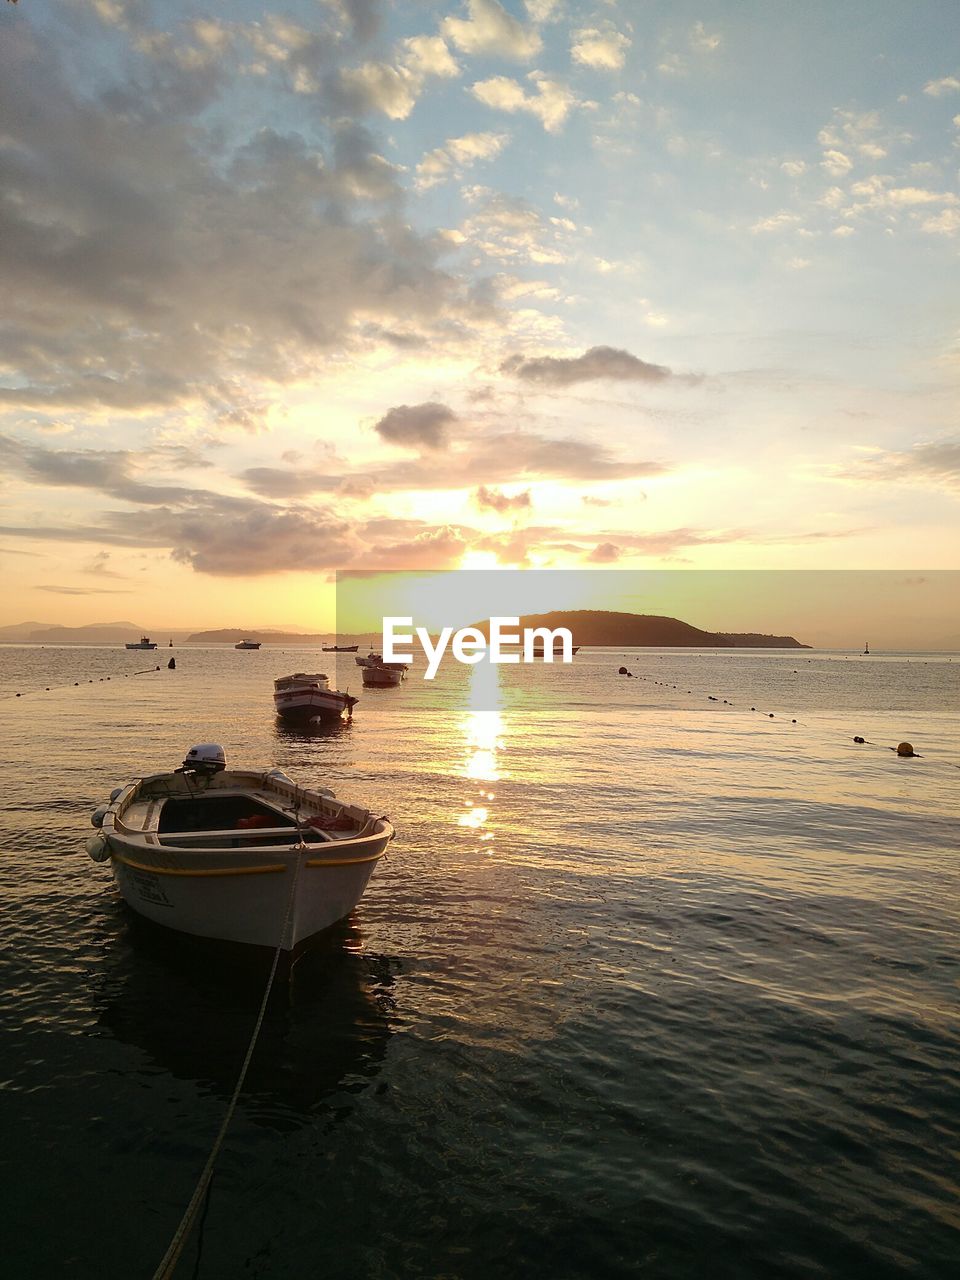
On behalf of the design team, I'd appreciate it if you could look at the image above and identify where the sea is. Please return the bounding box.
[1,644,958,1279]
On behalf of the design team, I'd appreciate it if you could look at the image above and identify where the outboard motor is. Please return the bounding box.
[177,743,226,777]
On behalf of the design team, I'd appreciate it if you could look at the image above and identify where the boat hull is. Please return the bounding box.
[273,689,357,720]
[361,666,403,687]
[90,767,393,951]
[107,835,388,949]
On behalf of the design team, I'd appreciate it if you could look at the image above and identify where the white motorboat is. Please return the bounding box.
[361,664,403,687]
[126,636,158,650]
[235,638,262,650]
[273,672,358,721]
[355,652,408,679]
[86,745,393,951]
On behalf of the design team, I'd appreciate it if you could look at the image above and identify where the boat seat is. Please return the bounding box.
[157,825,327,847]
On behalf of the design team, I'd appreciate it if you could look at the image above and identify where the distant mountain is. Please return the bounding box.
[716,631,811,649]
[15,621,150,645]
[0,620,52,640]
[476,610,809,648]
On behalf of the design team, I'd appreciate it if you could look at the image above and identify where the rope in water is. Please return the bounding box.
[151,852,305,1280]
[619,662,958,768]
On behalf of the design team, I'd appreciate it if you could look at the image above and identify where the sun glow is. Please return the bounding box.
[460,550,501,570]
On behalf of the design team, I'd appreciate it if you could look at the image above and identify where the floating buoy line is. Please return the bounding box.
[617,665,958,770]
[1,663,169,701]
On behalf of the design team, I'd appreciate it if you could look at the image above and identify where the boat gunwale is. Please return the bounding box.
[103,770,392,859]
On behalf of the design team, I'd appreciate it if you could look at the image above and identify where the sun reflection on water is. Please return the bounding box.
[457,661,504,843]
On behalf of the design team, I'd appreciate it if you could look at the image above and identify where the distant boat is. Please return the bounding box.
[322,644,359,652]
[235,639,262,650]
[863,642,870,655]
[361,664,403,688]
[125,636,157,650]
[355,653,408,679]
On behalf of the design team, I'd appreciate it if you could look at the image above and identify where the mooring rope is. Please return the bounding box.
[151,852,304,1280]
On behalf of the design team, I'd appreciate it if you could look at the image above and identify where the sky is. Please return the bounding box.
[0,0,958,640]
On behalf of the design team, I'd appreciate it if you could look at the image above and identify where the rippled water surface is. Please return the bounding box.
[1,645,958,1279]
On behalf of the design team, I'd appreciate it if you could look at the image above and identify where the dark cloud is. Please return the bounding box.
[474,485,532,512]
[501,346,675,386]
[0,433,214,505]
[373,403,458,450]
[338,0,384,44]
[241,427,666,497]
[0,24,465,419]
[239,468,347,499]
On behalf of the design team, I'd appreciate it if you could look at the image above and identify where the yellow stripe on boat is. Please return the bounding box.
[305,851,384,868]
[112,853,286,877]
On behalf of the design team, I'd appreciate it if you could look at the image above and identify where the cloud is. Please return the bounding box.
[750,211,803,233]
[474,485,532,512]
[922,208,960,235]
[840,439,960,492]
[571,25,631,71]
[501,345,675,385]
[586,541,621,562]
[0,23,465,419]
[689,22,721,52]
[454,187,577,264]
[923,75,960,97]
[820,149,853,177]
[325,0,384,43]
[373,403,458,450]
[443,0,542,60]
[470,72,581,132]
[0,433,204,505]
[353,524,469,568]
[335,36,460,120]
[36,584,132,595]
[416,130,509,189]
[241,427,666,498]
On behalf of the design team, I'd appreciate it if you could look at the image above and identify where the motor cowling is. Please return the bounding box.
[180,743,226,775]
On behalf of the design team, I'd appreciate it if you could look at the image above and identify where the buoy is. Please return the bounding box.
[618,666,628,674]
[768,713,774,718]
[751,707,756,711]
[853,736,865,744]
[896,742,916,757]
[85,832,110,862]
